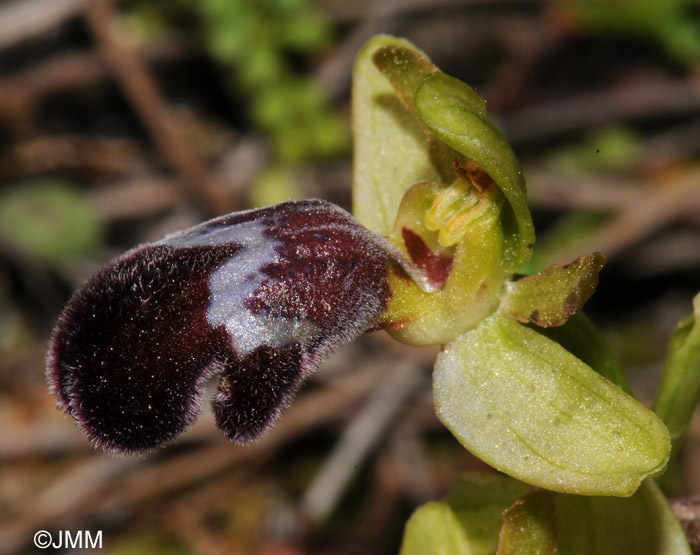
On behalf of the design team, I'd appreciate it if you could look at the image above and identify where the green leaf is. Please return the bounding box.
[433,311,670,496]
[352,35,448,236]
[497,491,557,555]
[501,252,606,327]
[557,480,691,554]
[412,73,535,273]
[653,291,700,454]
[399,501,473,555]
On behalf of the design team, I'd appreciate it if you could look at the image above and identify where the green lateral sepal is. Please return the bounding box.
[433,311,670,496]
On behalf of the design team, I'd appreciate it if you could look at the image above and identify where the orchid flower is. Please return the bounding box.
[48,36,669,498]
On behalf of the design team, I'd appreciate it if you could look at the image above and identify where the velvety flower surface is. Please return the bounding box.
[47,200,404,453]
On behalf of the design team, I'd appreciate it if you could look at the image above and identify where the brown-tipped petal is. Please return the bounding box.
[501,252,606,327]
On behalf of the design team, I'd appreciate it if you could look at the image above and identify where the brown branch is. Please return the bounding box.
[501,78,700,145]
[0,0,84,52]
[0,359,386,554]
[90,177,180,221]
[525,169,642,212]
[546,166,700,265]
[83,0,237,215]
[300,355,428,521]
[0,135,145,179]
[4,33,190,98]
[0,33,192,138]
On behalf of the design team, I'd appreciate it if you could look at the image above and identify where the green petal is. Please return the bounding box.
[352,35,447,236]
[413,72,534,272]
[371,44,438,113]
[501,252,606,327]
[380,181,508,346]
[434,311,670,496]
[497,491,557,555]
[557,480,691,554]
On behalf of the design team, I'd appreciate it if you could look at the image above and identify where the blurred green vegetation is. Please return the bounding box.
[248,163,305,208]
[544,126,642,177]
[523,212,611,274]
[0,179,102,265]
[561,0,700,66]
[522,126,643,273]
[125,0,348,205]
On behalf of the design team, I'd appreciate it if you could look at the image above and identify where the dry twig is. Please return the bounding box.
[0,356,387,554]
[502,78,700,145]
[301,355,428,521]
[83,0,237,215]
[555,166,700,263]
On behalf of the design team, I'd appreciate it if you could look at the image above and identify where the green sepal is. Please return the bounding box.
[501,252,606,327]
[400,472,530,555]
[372,44,458,183]
[444,472,531,555]
[494,480,691,554]
[433,311,670,496]
[532,311,631,395]
[384,180,455,281]
[352,35,447,236]
[399,502,473,555]
[371,44,437,113]
[497,491,557,555]
[653,291,700,454]
[557,480,691,554]
[412,72,535,272]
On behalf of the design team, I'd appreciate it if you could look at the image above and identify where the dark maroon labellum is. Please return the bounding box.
[47,200,398,454]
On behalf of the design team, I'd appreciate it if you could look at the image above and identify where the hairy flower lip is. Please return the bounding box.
[46,199,439,454]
